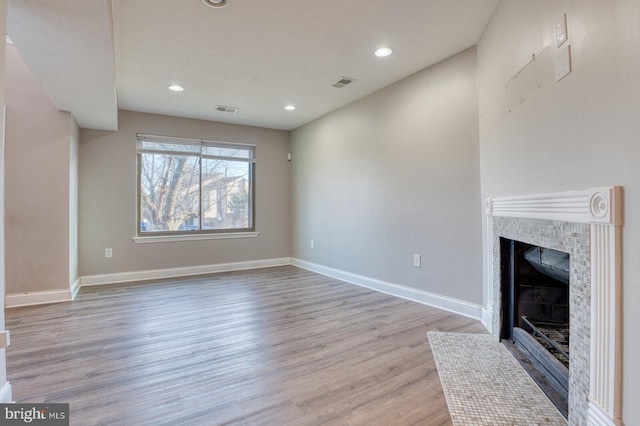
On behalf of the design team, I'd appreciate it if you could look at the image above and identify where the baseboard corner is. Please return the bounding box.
[71,278,81,300]
[291,258,482,320]
[482,305,493,333]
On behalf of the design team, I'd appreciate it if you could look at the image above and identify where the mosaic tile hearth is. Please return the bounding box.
[428,332,566,426]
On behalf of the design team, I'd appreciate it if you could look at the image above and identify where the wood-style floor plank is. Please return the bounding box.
[6,266,485,425]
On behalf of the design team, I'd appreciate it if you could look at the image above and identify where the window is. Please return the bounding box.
[136,134,255,236]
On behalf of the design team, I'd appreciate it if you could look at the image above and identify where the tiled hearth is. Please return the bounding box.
[483,187,622,426]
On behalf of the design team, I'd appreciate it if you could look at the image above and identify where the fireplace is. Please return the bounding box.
[500,238,570,415]
[484,187,622,426]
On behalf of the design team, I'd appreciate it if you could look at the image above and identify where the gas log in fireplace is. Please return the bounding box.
[500,237,569,416]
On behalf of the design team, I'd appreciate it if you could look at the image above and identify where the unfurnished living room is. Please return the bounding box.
[0,0,638,425]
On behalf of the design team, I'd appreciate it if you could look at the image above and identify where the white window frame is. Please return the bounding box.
[135,134,256,239]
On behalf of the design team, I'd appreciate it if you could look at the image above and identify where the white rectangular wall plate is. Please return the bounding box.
[555,44,572,82]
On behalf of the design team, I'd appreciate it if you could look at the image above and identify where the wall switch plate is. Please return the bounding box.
[105,248,113,258]
[554,44,572,82]
[556,14,568,47]
[310,240,314,249]
[413,254,421,268]
[287,152,292,161]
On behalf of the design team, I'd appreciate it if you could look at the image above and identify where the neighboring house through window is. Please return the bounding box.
[136,134,255,235]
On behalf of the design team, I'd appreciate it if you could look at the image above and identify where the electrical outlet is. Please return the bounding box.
[310,239,315,249]
[105,248,113,258]
[413,254,421,268]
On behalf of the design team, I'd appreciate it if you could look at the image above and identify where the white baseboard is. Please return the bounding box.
[11,258,483,323]
[291,258,482,320]
[80,257,292,286]
[70,278,81,300]
[0,381,12,403]
[6,289,73,308]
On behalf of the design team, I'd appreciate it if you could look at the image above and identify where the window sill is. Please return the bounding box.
[133,232,259,244]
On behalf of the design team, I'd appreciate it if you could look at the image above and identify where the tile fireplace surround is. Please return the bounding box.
[484,187,622,426]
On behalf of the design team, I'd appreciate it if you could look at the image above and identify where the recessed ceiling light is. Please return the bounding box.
[202,0,227,8]
[284,105,296,111]
[168,84,184,92]
[374,47,393,57]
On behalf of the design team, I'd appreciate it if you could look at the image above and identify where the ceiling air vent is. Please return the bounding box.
[215,105,239,114]
[331,77,356,88]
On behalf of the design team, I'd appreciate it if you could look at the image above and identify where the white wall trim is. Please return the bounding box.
[588,222,623,426]
[9,257,481,326]
[588,400,622,426]
[484,211,494,335]
[5,289,72,308]
[0,381,12,403]
[481,306,493,332]
[70,278,81,300]
[487,186,622,426]
[133,231,259,244]
[291,258,482,320]
[80,257,292,286]
[488,188,591,223]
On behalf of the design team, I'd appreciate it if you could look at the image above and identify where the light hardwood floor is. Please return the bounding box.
[6,266,485,425]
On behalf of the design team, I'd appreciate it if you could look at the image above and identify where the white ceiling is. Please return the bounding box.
[7,0,118,130]
[7,0,500,131]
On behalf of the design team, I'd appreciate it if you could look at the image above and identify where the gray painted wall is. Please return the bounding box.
[477,1,640,423]
[6,2,639,420]
[291,47,482,303]
[4,44,74,294]
[78,110,291,277]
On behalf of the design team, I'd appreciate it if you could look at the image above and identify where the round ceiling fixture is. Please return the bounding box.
[374,47,393,57]
[168,84,184,92]
[202,0,227,8]
[284,105,297,111]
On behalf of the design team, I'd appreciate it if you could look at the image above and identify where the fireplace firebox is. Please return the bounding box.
[500,237,569,416]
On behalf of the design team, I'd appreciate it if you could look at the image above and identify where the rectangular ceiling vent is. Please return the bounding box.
[331,77,356,88]
[215,105,239,114]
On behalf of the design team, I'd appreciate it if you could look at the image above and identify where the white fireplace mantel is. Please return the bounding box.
[484,186,622,426]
